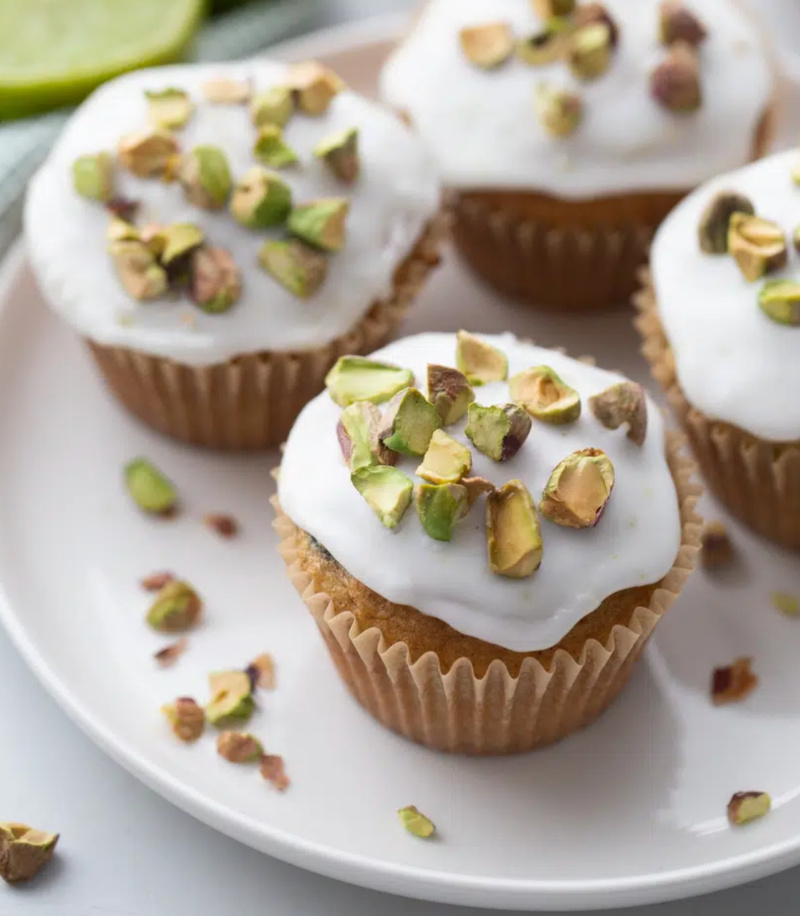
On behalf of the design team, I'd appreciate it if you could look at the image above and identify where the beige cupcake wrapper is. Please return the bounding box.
[86,217,446,450]
[635,271,800,550]
[272,438,701,755]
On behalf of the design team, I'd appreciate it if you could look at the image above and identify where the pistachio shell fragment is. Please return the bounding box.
[73,151,114,201]
[118,128,179,177]
[124,457,178,514]
[202,77,251,104]
[426,364,475,425]
[758,279,800,326]
[0,823,59,884]
[146,579,202,632]
[567,23,613,80]
[178,145,232,209]
[380,387,442,457]
[658,0,707,47]
[459,21,514,69]
[337,401,396,470]
[145,87,194,129]
[509,365,581,424]
[588,381,648,445]
[415,482,470,541]
[258,239,328,298]
[351,465,413,528]
[161,223,204,265]
[315,127,360,183]
[217,731,263,763]
[206,670,255,727]
[540,448,615,528]
[397,806,436,839]
[230,166,292,228]
[516,20,570,66]
[325,356,414,407]
[573,4,619,47]
[456,330,508,385]
[287,61,345,115]
[697,190,755,254]
[486,480,543,578]
[729,213,787,282]
[650,42,702,113]
[727,792,771,826]
[416,429,472,484]
[250,85,294,127]
[110,240,168,300]
[288,198,349,252]
[161,697,205,742]
[535,82,583,136]
[254,124,299,169]
[465,402,532,462]
[189,246,242,313]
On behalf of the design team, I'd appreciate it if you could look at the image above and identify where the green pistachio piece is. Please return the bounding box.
[161,697,205,742]
[427,363,475,425]
[315,127,360,183]
[325,356,415,407]
[287,198,349,252]
[206,670,255,727]
[0,823,59,884]
[287,61,346,115]
[107,217,139,243]
[486,479,543,578]
[397,806,436,839]
[109,240,168,301]
[124,457,178,514]
[659,0,707,47]
[650,43,702,112]
[729,213,787,282]
[533,0,576,16]
[160,223,204,266]
[337,401,396,470]
[178,145,232,210]
[465,402,531,462]
[379,387,442,457]
[258,239,328,298]
[351,465,413,528]
[588,381,648,445]
[189,246,242,314]
[516,19,570,66]
[230,166,292,228]
[73,151,114,201]
[146,580,202,632]
[459,21,514,68]
[254,124,299,169]
[250,85,295,127]
[118,128,179,177]
[727,791,772,826]
[697,190,755,254]
[416,429,472,484]
[540,447,615,528]
[217,731,264,763]
[415,482,470,542]
[758,279,800,326]
[455,330,508,385]
[509,365,581,424]
[567,23,612,80]
[535,82,583,136]
[145,87,194,129]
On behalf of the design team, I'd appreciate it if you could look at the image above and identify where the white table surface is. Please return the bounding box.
[5,1,800,914]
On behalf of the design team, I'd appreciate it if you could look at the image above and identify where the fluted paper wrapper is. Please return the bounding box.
[636,272,800,550]
[272,439,700,755]
[86,218,444,450]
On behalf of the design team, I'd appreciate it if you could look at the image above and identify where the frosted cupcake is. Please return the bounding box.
[275,331,700,754]
[638,150,800,549]
[381,0,773,312]
[25,61,442,449]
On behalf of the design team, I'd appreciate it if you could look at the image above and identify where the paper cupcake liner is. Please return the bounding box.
[272,438,700,755]
[86,217,445,450]
[635,271,800,550]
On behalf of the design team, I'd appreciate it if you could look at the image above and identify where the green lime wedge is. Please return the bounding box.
[0,0,206,120]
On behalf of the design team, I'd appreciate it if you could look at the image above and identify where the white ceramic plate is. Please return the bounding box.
[2,17,800,913]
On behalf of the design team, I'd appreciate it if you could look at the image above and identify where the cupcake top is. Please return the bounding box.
[380,0,771,198]
[24,61,440,366]
[652,149,800,442]
[279,331,681,653]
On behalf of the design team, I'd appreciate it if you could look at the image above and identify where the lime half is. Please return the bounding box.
[0,0,205,119]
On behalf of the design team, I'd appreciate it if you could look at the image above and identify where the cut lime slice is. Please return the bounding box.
[0,0,205,120]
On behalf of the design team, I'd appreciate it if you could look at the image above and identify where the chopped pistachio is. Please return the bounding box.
[73,151,114,201]
[250,85,294,127]
[206,670,255,727]
[535,82,583,136]
[427,364,475,425]
[729,214,787,282]
[154,637,188,667]
[178,145,232,210]
[415,482,470,541]
[204,513,238,538]
[758,279,800,326]
[106,196,139,222]
[146,580,202,632]
[588,381,648,445]
[287,61,345,115]
[247,653,277,690]
[110,240,168,300]
[455,330,508,385]
[189,246,242,313]
[792,161,800,187]
[351,465,413,528]
[325,356,414,407]
[567,23,613,81]
[712,657,758,705]
[510,366,581,424]
[217,731,263,763]
[230,166,292,228]
[287,198,349,252]
[697,190,755,254]
[701,520,733,568]
[254,124,299,169]
[0,823,59,884]
[337,401,396,470]
[139,222,167,257]
[379,387,442,457]
[459,21,514,69]
[315,127,360,183]
[201,76,251,104]
[124,457,178,514]
[108,216,139,243]
[794,225,800,253]
[118,128,179,177]
[260,754,291,790]
[161,697,205,742]
[516,20,570,66]
[650,42,702,113]
[658,0,707,47]
[416,429,472,484]
[160,223,204,265]
[397,806,436,839]
[486,479,543,578]
[141,570,175,591]
[540,448,615,528]
[727,792,771,826]
[532,0,575,16]
[771,590,800,616]
[258,239,328,298]
[465,402,532,462]
[573,4,619,47]
[462,475,496,506]
[145,87,194,129]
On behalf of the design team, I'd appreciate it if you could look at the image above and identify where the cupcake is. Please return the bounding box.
[275,331,700,754]
[25,61,442,450]
[381,0,774,312]
[638,149,800,549]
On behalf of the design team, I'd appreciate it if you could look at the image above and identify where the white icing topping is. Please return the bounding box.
[24,62,440,366]
[380,0,771,198]
[652,150,800,443]
[279,332,682,653]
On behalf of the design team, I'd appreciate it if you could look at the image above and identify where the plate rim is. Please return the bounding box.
[5,16,800,910]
